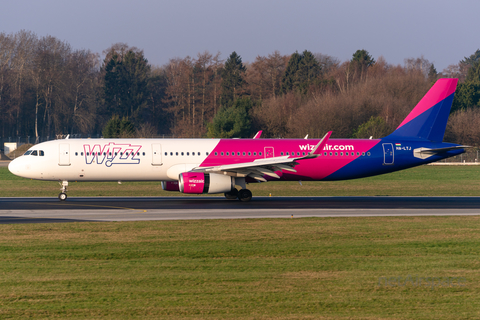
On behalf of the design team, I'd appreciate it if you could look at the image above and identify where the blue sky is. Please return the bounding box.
[1,0,478,71]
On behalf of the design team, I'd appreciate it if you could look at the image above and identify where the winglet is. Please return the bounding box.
[253,131,262,139]
[298,131,331,160]
[310,131,332,156]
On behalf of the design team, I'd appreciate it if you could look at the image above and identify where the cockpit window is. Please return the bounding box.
[24,150,32,156]
[39,150,44,156]
[31,150,38,156]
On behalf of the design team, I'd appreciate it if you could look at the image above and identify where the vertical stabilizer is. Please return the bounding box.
[385,78,458,142]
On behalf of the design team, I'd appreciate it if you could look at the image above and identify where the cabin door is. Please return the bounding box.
[152,144,163,166]
[59,143,71,166]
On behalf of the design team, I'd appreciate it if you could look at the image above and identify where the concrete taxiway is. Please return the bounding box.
[1,196,480,223]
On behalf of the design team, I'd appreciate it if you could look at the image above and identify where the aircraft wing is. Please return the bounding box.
[193,132,331,182]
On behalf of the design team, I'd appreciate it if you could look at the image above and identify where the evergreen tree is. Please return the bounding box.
[102,115,135,138]
[460,49,480,69]
[351,49,375,67]
[103,49,151,122]
[353,116,390,139]
[207,97,252,138]
[452,60,480,112]
[280,51,302,93]
[220,51,246,108]
[428,63,438,83]
[280,50,320,94]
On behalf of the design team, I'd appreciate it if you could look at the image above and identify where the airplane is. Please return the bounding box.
[8,78,467,202]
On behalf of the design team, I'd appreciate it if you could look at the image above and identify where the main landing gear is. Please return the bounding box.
[224,188,253,202]
[59,180,68,201]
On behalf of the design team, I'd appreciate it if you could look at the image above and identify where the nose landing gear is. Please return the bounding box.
[58,180,68,201]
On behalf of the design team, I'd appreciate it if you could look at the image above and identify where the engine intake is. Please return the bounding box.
[178,172,234,194]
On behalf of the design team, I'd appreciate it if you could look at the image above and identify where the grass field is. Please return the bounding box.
[2,165,480,197]
[0,217,479,319]
[1,165,480,318]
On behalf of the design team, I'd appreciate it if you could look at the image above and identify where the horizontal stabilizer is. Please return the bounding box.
[413,146,470,159]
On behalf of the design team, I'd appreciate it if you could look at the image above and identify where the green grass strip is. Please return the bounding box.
[0,217,479,318]
[2,165,480,197]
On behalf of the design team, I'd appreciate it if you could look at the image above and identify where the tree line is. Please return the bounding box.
[1,30,480,147]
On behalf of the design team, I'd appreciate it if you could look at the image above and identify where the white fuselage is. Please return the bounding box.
[8,139,219,182]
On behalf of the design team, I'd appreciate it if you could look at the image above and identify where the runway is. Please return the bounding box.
[1,196,480,223]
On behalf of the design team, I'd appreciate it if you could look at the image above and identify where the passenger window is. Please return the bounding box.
[253,152,257,156]
[362,152,365,156]
[81,152,84,156]
[335,152,338,156]
[297,152,300,156]
[237,152,240,156]
[329,152,333,156]
[215,152,218,156]
[281,152,284,156]
[176,152,178,156]
[143,152,146,156]
[340,152,343,156]
[302,152,306,156]
[367,152,371,156]
[220,152,224,156]
[324,152,327,156]
[248,152,251,156]
[181,152,184,156]
[187,152,190,156]
[226,152,229,156]
[165,152,167,156]
[170,152,173,156]
[206,152,209,155]
[75,152,78,156]
[259,152,262,156]
[242,152,246,156]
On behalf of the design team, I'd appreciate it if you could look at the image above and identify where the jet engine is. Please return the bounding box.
[178,172,234,194]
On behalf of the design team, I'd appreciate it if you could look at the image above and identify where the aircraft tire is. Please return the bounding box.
[238,189,252,202]
[59,193,67,201]
[224,189,239,200]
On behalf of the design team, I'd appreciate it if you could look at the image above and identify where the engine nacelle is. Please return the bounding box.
[178,172,234,194]
[161,181,179,192]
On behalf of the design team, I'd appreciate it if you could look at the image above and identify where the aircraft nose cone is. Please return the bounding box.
[8,158,22,175]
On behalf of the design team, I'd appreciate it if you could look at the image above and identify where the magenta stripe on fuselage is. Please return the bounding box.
[396,78,458,130]
[199,138,380,180]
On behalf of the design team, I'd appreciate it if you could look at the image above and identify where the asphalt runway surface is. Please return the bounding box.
[1,196,480,224]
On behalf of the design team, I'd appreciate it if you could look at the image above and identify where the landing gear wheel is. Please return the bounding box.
[238,189,252,202]
[58,180,68,201]
[224,189,239,200]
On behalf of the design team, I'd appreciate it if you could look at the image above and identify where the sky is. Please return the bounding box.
[1,0,479,71]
